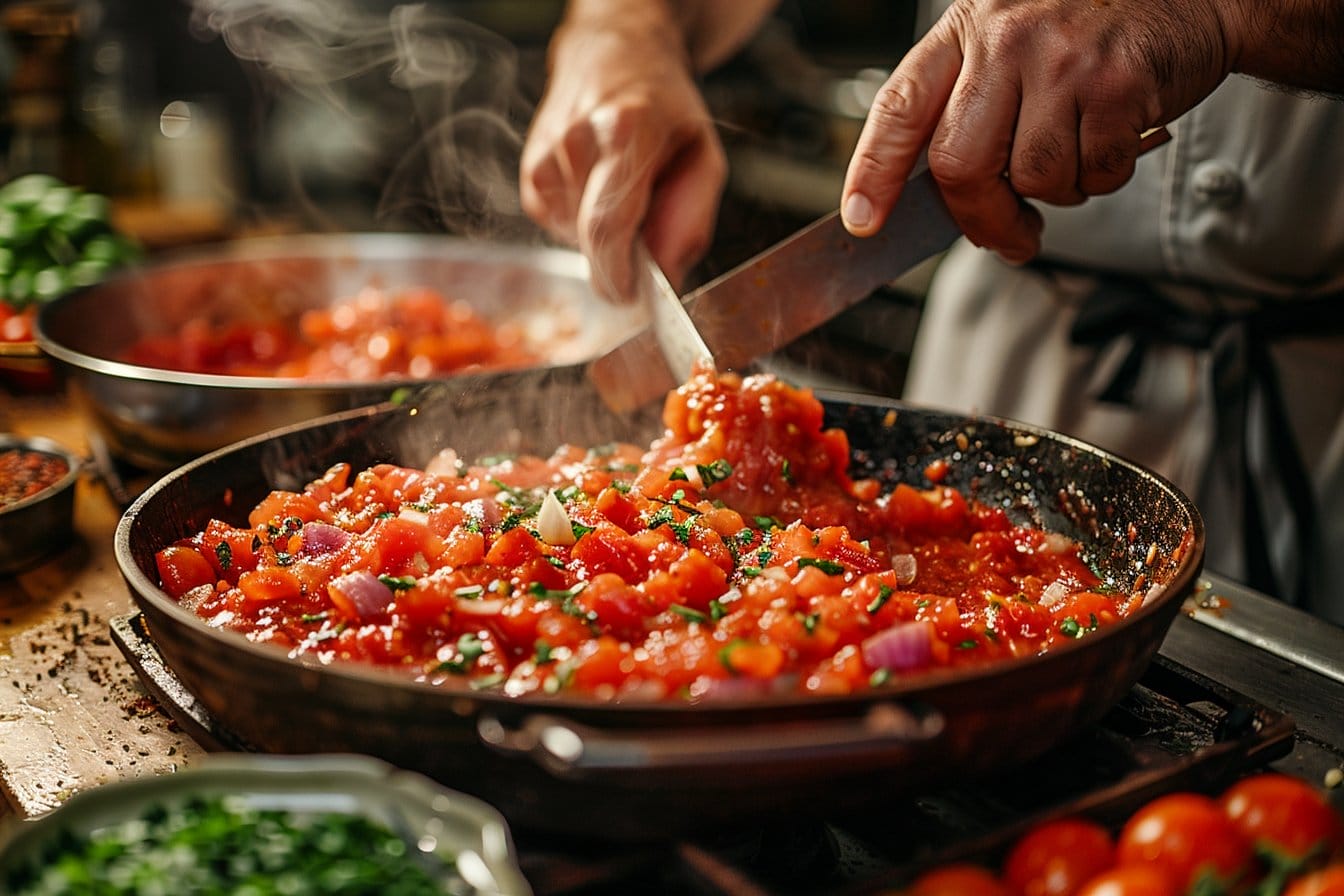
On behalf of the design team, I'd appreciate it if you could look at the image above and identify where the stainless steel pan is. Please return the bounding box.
[36,234,646,470]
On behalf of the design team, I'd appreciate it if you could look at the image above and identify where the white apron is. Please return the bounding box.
[902,76,1344,623]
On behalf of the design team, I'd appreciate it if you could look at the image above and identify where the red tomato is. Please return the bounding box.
[155,545,218,599]
[1220,773,1344,871]
[1116,793,1254,894]
[1074,866,1179,896]
[1284,865,1344,896]
[906,864,1012,896]
[1003,817,1117,896]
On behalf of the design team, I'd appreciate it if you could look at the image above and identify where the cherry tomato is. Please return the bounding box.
[905,863,1012,896]
[1220,773,1344,871]
[1116,793,1254,894]
[1283,864,1344,896]
[1003,817,1117,896]
[1074,866,1179,896]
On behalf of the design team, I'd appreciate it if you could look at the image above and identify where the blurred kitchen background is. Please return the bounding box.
[1,0,927,394]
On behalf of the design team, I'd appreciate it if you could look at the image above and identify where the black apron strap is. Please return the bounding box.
[1060,272,1336,610]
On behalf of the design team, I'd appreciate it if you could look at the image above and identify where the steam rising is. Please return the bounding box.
[188,0,535,237]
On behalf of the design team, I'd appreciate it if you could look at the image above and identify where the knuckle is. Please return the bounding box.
[1079,140,1136,195]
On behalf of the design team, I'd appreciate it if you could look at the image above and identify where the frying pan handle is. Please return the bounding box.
[476,702,945,779]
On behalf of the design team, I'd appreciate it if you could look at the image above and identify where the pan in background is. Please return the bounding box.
[115,382,1204,841]
[35,233,646,471]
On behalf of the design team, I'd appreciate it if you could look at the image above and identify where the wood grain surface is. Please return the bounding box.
[0,391,206,820]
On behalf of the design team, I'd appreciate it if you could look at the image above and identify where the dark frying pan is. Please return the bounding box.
[115,369,1203,841]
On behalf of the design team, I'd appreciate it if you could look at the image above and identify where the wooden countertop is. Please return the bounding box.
[0,387,206,820]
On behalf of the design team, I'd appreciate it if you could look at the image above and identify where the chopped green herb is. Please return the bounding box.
[534,639,555,664]
[797,557,845,575]
[870,668,891,688]
[469,672,507,690]
[545,555,565,569]
[646,507,676,529]
[708,598,730,621]
[798,611,820,634]
[669,488,686,503]
[1060,616,1081,638]
[669,467,689,481]
[757,548,774,566]
[405,501,436,513]
[670,604,708,624]
[754,515,782,531]
[299,612,328,623]
[669,519,693,545]
[739,566,763,578]
[957,639,979,650]
[867,584,894,614]
[378,574,417,591]
[453,584,484,599]
[612,480,633,493]
[214,541,232,571]
[696,459,734,486]
[780,459,794,483]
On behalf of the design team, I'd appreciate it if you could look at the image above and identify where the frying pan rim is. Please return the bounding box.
[114,391,1205,719]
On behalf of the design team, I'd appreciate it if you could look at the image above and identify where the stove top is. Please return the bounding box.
[112,613,1298,896]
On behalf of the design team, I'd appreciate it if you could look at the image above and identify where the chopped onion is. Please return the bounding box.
[1043,533,1074,554]
[1039,580,1071,608]
[536,490,576,546]
[328,571,393,619]
[861,621,934,672]
[454,597,507,616]
[298,522,350,558]
[891,553,917,585]
[398,506,430,527]
[425,447,460,477]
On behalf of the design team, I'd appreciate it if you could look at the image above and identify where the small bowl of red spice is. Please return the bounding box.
[0,434,80,574]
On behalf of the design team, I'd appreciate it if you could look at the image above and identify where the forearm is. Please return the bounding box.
[558,0,778,73]
[1226,0,1344,92]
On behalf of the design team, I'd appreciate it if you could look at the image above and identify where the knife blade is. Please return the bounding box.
[587,167,961,411]
[633,239,714,385]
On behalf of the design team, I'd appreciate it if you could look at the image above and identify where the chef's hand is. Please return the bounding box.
[840,0,1240,263]
[520,14,726,301]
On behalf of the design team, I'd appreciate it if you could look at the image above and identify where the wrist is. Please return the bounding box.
[554,0,693,73]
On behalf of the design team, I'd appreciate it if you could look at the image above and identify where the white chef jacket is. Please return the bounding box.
[902,71,1344,623]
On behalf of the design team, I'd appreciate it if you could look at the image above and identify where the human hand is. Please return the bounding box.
[841,0,1238,262]
[520,15,726,301]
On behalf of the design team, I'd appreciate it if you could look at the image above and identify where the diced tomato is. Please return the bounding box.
[571,523,647,582]
[248,490,322,530]
[485,526,542,567]
[155,546,218,599]
[237,567,303,606]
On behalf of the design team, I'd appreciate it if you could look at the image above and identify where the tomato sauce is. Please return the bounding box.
[123,285,535,380]
[1,447,71,507]
[154,369,1141,701]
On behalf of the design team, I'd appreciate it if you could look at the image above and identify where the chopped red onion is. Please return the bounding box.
[328,570,394,619]
[298,521,350,558]
[891,553,917,585]
[862,621,934,672]
[461,497,503,530]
